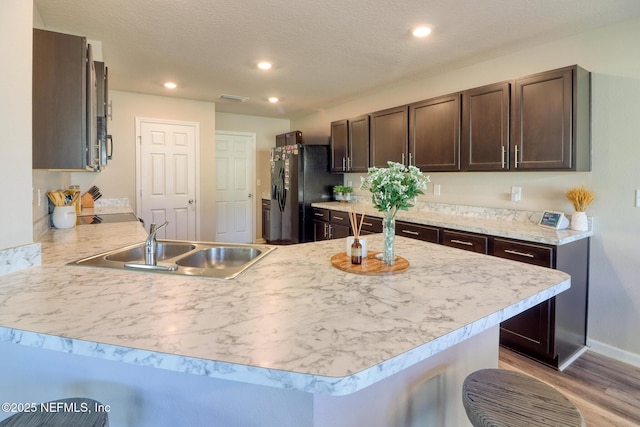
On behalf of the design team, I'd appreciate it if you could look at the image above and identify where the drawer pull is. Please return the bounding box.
[504,249,535,258]
[314,212,324,217]
[402,229,420,235]
[450,239,473,246]
[362,222,373,226]
[333,216,344,221]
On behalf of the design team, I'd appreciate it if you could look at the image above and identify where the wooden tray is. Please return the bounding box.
[330,251,409,275]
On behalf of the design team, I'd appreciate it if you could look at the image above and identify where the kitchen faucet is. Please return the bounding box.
[145,221,168,265]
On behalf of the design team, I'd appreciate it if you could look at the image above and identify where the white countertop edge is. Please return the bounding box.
[0,278,569,396]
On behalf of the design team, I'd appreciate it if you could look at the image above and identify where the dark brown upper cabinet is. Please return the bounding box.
[511,65,591,171]
[33,29,89,170]
[348,115,370,172]
[370,106,408,167]
[409,93,461,171]
[330,116,370,173]
[461,82,511,171]
[330,119,348,172]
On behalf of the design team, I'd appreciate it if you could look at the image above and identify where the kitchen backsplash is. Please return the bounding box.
[351,196,541,224]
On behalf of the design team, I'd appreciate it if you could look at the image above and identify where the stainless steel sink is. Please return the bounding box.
[176,247,263,269]
[105,242,196,263]
[69,240,276,280]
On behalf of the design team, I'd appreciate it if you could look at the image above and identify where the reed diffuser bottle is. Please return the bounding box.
[351,238,362,264]
[349,208,366,265]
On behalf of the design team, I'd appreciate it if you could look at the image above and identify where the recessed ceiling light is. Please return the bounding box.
[412,26,432,38]
[258,61,272,70]
[164,82,177,89]
[268,97,279,103]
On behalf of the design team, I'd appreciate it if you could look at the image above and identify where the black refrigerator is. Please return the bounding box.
[269,144,342,244]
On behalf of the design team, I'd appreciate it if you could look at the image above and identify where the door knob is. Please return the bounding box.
[188,199,195,204]
[248,193,253,199]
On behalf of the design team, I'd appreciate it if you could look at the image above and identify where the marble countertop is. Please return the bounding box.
[312,201,592,246]
[0,221,570,396]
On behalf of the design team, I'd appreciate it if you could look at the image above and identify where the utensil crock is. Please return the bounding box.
[52,205,77,229]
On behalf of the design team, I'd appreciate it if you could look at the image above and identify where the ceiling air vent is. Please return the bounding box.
[220,94,249,102]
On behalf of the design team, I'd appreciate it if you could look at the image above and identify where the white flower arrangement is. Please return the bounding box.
[360,161,430,216]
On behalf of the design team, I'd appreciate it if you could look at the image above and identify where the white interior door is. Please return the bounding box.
[215,131,255,243]
[136,118,199,240]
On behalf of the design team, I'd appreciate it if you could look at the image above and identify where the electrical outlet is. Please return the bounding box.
[511,186,522,202]
[434,184,441,196]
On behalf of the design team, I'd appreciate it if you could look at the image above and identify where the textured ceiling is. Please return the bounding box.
[35,0,640,119]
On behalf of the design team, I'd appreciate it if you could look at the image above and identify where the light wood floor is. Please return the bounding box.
[499,347,640,426]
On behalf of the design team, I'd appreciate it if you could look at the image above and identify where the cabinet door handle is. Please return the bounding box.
[328,225,334,239]
[323,223,329,238]
[514,145,520,168]
[342,157,346,171]
[402,153,406,165]
[333,216,344,221]
[409,153,413,166]
[501,145,506,169]
[347,157,352,171]
[401,229,419,235]
[504,249,535,258]
[450,239,473,246]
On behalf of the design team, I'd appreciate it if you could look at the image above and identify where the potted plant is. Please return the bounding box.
[565,185,595,231]
[333,185,353,202]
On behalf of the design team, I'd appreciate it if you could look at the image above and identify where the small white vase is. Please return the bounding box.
[570,211,588,231]
[52,205,77,229]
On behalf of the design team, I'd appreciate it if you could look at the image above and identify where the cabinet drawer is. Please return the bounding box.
[330,211,351,227]
[396,221,439,243]
[442,229,488,254]
[493,238,553,268]
[312,208,330,222]
[360,215,382,233]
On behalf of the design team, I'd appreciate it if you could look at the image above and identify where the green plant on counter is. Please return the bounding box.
[333,185,353,194]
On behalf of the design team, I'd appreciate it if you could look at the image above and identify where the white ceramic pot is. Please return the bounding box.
[52,205,77,229]
[570,211,588,231]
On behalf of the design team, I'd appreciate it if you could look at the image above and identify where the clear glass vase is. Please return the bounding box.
[382,211,396,265]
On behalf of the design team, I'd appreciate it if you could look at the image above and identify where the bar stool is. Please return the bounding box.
[462,368,585,427]
[0,397,109,427]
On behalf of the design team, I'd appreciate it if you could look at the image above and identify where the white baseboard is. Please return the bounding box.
[586,338,640,368]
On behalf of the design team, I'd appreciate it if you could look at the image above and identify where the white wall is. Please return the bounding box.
[0,1,33,250]
[215,112,290,240]
[292,18,640,364]
[70,91,216,239]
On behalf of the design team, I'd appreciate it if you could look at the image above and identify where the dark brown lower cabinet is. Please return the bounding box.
[312,208,350,240]
[360,215,382,235]
[396,221,439,243]
[492,237,589,369]
[329,211,351,239]
[261,200,271,242]
[441,229,488,254]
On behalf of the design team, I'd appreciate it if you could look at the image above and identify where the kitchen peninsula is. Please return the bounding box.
[0,221,569,426]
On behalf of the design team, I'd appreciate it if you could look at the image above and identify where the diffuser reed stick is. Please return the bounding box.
[348,207,366,238]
